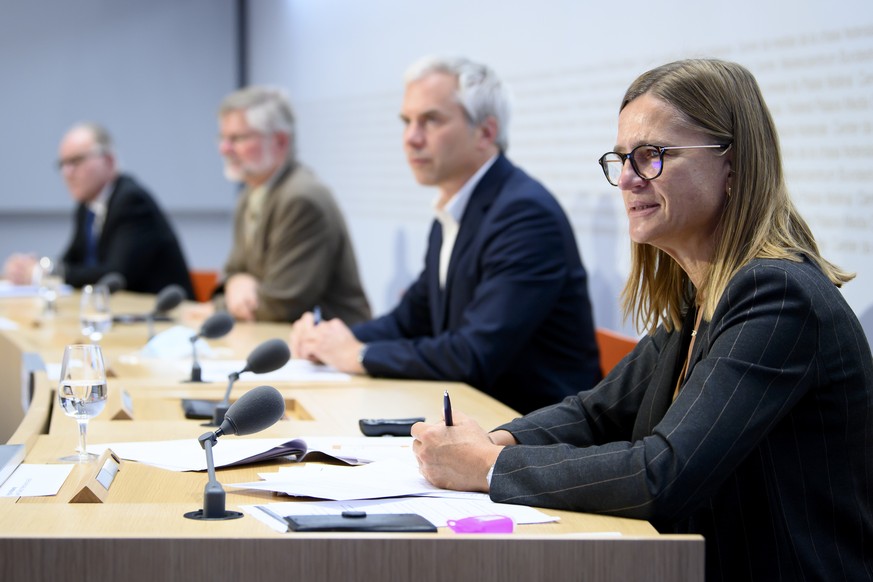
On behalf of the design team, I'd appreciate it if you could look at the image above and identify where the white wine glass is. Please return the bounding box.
[80,284,112,343]
[58,344,108,463]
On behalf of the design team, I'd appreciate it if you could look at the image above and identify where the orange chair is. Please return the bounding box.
[595,327,638,376]
[189,269,219,303]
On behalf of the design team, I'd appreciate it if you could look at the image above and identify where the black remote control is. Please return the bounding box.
[358,417,425,437]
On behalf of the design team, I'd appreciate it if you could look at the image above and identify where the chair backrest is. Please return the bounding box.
[595,328,638,376]
[189,269,219,303]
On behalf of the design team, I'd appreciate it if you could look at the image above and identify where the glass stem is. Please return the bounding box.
[77,419,89,456]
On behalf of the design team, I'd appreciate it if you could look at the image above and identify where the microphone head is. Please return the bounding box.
[243,338,291,375]
[96,272,127,294]
[219,385,285,436]
[154,284,186,314]
[199,311,234,339]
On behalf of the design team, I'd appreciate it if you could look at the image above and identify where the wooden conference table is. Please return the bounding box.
[0,291,704,581]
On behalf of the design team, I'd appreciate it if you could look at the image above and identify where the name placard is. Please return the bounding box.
[109,388,134,420]
[69,449,122,503]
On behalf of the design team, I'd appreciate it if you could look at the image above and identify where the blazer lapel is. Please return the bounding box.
[251,163,297,275]
[439,155,513,329]
[98,177,123,253]
[632,308,698,440]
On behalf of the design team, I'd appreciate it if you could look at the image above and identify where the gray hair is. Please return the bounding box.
[219,86,296,159]
[404,56,511,151]
[70,122,115,156]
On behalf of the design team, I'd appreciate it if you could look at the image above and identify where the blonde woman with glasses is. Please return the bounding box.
[411,59,873,581]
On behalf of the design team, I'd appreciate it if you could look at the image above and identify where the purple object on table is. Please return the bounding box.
[447,515,514,533]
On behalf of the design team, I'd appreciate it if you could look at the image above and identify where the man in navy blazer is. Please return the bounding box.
[3,123,194,298]
[290,57,599,413]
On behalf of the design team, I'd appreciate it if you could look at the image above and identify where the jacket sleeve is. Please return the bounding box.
[489,263,822,522]
[356,197,574,388]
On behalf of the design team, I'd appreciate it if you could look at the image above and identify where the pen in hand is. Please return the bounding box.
[443,390,453,427]
[313,305,322,326]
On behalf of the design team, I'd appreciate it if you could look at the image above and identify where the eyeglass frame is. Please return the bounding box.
[56,148,107,172]
[597,143,731,187]
[216,131,265,147]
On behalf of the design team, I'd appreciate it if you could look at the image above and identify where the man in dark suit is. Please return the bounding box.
[4,123,193,298]
[290,56,600,413]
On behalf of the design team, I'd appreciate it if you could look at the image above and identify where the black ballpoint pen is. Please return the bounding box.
[443,390,453,427]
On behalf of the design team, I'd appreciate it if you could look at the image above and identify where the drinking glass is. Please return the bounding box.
[57,344,108,462]
[33,256,63,314]
[80,284,112,343]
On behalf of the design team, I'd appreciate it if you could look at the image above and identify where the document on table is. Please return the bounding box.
[0,316,18,330]
[0,282,72,299]
[197,358,351,383]
[87,438,306,471]
[0,464,75,497]
[86,436,409,472]
[230,456,475,501]
[244,497,560,532]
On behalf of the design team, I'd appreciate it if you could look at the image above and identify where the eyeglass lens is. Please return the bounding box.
[599,145,663,186]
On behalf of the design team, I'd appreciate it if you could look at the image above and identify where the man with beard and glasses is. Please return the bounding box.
[210,87,370,324]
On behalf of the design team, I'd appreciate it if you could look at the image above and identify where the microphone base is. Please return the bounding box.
[181,398,218,420]
[188,364,203,383]
[183,509,243,521]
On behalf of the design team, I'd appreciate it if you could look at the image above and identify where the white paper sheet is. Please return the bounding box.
[230,457,464,501]
[87,438,305,472]
[0,282,72,299]
[0,464,75,497]
[139,325,215,360]
[198,358,351,383]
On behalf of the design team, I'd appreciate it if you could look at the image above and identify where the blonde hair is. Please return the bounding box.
[619,59,853,334]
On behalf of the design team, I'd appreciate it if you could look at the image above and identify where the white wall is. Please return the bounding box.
[247,0,873,340]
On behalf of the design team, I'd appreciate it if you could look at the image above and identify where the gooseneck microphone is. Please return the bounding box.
[147,284,186,339]
[184,385,286,521]
[215,384,286,437]
[187,312,234,382]
[96,272,127,294]
[212,339,290,425]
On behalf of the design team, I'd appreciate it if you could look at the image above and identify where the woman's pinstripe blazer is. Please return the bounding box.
[490,257,873,581]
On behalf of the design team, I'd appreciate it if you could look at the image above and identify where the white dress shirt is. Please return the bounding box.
[433,155,497,288]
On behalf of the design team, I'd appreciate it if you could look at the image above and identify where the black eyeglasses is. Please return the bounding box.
[597,143,731,186]
[56,149,104,171]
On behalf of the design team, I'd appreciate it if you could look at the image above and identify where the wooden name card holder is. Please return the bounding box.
[108,388,134,420]
[69,449,122,503]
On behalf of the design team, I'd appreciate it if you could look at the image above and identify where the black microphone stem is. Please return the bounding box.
[220,372,240,408]
[190,337,202,382]
[211,372,240,425]
[198,432,226,519]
